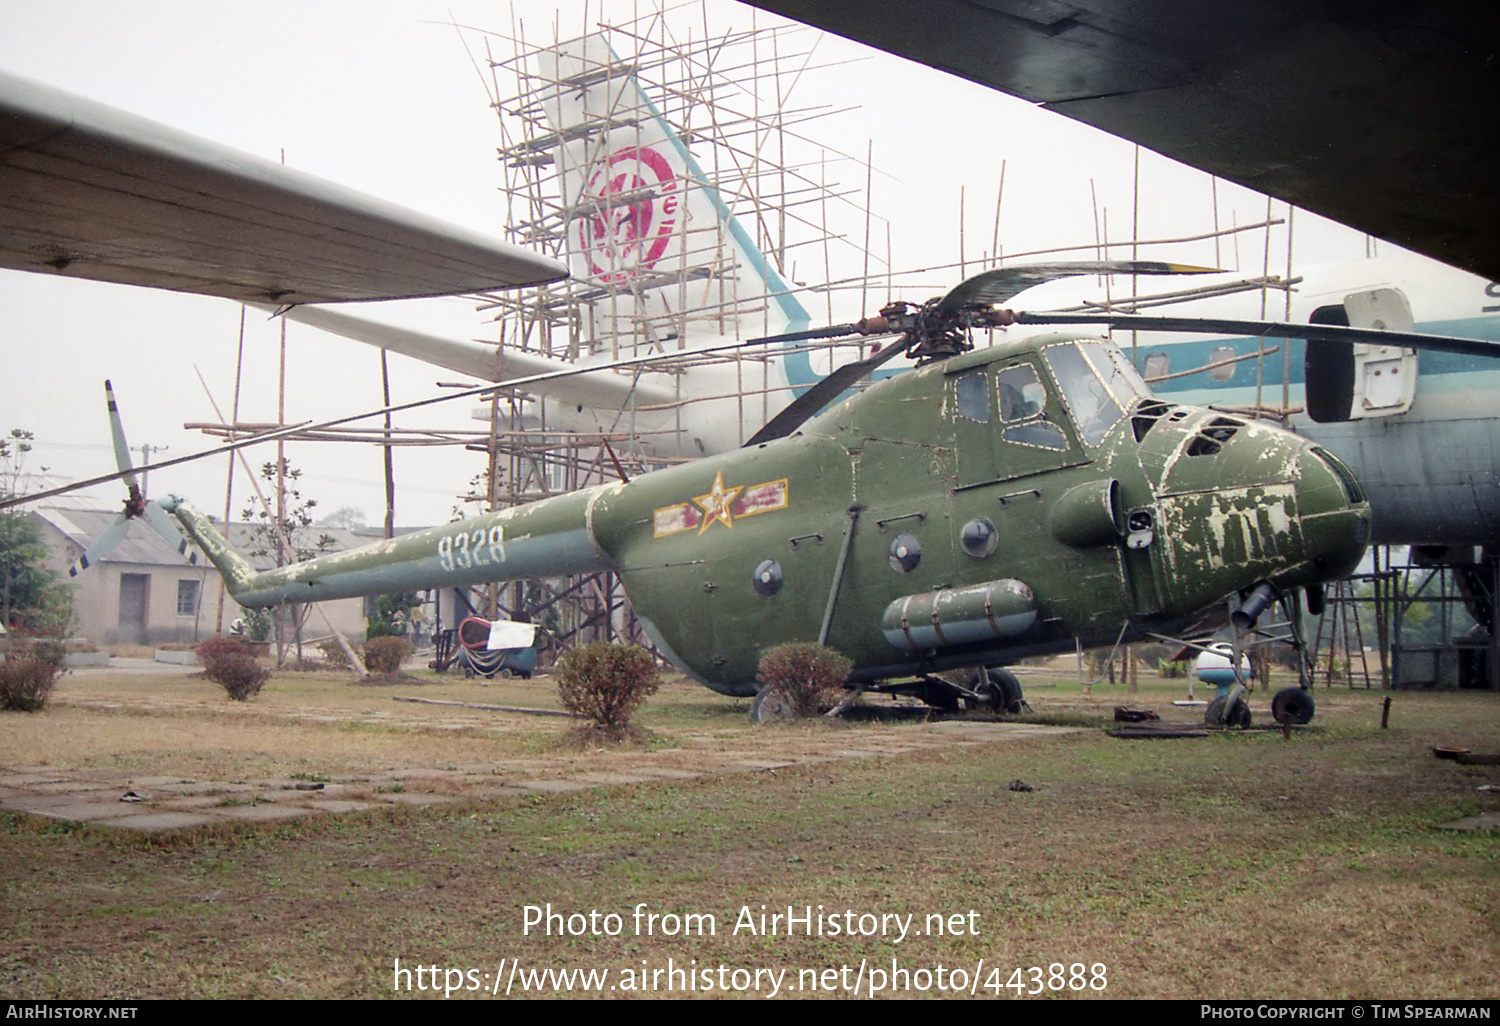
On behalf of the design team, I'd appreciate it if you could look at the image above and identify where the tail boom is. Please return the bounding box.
[163,488,615,609]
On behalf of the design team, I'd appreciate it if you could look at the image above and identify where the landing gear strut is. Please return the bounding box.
[860,666,1030,714]
[744,663,1032,722]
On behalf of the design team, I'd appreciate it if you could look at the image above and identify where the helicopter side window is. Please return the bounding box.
[954,372,990,422]
[996,364,1067,450]
[1044,342,1124,448]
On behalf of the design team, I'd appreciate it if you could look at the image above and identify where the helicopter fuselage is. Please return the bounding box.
[170,333,1371,697]
[591,334,1370,693]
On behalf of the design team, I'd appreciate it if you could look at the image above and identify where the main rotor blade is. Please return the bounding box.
[2,328,880,512]
[745,334,909,446]
[937,261,1221,316]
[104,379,140,496]
[1014,312,1500,359]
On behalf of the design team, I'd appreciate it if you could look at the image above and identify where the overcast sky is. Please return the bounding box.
[0,0,1396,527]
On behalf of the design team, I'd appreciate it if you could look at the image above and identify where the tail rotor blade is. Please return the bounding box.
[69,515,131,576]
[142,500,197,565]
[104,380,141,497]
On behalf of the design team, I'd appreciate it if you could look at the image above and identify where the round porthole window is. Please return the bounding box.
[752,559,784,597]
[888,533,921,573]
[960,517,997,558]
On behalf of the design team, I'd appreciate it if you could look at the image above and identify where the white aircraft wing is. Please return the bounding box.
[277,305,677,409]
[0,69,567,303]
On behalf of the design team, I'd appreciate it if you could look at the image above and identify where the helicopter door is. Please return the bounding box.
[949,362,1086,489]
[1305,287,1418,422]
[951,369,999,487]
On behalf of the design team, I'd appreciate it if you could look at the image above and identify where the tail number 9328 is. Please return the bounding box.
[437,525,505,573]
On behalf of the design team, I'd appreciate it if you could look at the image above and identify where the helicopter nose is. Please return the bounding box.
[1284,443,1370,588]
[1145,412,1370,617]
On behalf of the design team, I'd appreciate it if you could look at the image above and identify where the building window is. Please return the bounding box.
[177,579,200,617]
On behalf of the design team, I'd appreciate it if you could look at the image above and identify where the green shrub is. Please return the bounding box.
[362,636,413,674]
[555,642,661,729]
[756,643,851,716]
[366,592,422,640]
[0,640,65,711]
[197,637,271,701]
[238,607,272,642]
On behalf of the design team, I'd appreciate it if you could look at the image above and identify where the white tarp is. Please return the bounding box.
[486,620,537,651]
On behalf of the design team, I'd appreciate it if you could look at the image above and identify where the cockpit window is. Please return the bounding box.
[996,363,1068,449]
[1080,341,1152,407]
[997,365,1045,422]
[1044,341,1125,448]
[954,371,990,422]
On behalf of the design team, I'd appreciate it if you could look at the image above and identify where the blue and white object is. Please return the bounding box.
[1194,642,1252,699]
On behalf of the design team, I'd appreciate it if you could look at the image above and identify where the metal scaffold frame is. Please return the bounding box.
[1311,545,1498,691]
[439,5,880,665]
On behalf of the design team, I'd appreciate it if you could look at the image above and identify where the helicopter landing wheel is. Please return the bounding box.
[969,667,1025,714]
[1206,695,1252,729]
[750,687,797,724]
[1271,686,1316,725]
[970,679,1001,711]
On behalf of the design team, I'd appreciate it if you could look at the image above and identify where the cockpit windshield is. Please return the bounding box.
[1082,340,1152,408]
[1043,340,1147,447]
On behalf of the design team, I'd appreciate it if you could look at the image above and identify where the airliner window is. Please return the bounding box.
[1143,352,1170,380]
[954,372,989,422]
[1044,342,1123,448]
[1208,345,1237,382]
[997,364,1068,450]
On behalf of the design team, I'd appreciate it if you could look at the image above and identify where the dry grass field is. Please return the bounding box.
[2,661,1497,1000]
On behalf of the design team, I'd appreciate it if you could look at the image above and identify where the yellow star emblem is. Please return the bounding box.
[692,470,743,534]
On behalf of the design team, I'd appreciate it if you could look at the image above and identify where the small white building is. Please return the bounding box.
[30,507,370,647]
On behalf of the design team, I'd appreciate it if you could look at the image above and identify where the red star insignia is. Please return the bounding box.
[692,470,743,534]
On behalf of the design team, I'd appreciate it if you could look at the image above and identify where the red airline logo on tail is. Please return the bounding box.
[576,146,679,282]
